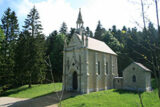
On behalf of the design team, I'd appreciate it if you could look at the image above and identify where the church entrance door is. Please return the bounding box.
[73,71,78,90]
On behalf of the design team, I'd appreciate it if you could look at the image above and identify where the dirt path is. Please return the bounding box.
[0,97,28,107]
[0,91,78,107]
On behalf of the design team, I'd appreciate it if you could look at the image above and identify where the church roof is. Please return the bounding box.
[77,35,117,55]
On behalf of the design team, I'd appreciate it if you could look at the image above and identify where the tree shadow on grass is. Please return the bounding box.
[6,91,80,107]
[0,87,29,97]
[113,89,144,95]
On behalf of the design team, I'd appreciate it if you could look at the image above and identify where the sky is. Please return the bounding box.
[0,0,159,36]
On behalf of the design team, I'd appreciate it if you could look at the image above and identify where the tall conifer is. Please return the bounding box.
[20,6,46,87]
[0,8,19,89]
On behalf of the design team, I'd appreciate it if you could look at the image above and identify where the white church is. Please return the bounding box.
[62,9,152,94]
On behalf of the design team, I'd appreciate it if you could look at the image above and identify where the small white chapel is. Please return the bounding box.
[62,9,118,94]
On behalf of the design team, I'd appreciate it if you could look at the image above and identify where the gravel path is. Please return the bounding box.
[0,97,28,107]
[0,92,78,107]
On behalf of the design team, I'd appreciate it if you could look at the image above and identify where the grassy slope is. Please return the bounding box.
[61,80,160,107]
[1,83,62,98]
[62,89,160,107]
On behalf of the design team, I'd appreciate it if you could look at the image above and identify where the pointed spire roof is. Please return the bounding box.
[76,8,83,24]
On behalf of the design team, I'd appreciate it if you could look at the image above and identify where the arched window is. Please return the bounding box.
[132,75,136,82]
[98,61,100,75]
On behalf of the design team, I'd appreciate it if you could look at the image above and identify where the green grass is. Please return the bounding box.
[1,80,160,107]
[61,79,160,107]
[1,83,62,98]
[61,89,160,107]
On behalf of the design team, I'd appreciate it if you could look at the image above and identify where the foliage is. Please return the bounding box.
[59,22,68,35]
[86,27,93,37]
[0,8,19,91]
[14,32,46,86]
[1,83,62,98]
[67,28,76,42]
[46,32,65,82]
[0,28,5,49]
[0,28,5,81]
[1,8,19,40]
[94,21,106,40]
[23,6,42,36]
[103,31,124,53]
[117,53,133,76]
[14,32,28,85]
[16,6,46,88]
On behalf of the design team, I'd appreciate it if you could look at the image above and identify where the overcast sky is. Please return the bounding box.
[0,0,159,35]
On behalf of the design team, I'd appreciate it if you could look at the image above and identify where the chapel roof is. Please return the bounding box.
[134,62,151,72]
[122,62,151,73]
[77,34,117,55]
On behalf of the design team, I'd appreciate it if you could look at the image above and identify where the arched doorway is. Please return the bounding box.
[72,71,78,90]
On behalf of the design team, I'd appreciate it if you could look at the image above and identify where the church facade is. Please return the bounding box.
[62,9,118,93]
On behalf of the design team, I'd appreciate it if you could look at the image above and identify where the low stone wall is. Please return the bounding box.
[123,86,152,92]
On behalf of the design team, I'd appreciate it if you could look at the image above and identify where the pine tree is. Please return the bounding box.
[14,32,28,85]
[0,28,5,88]
[103,31,123,53]
[0,28,5,49]
[1,8,19,40]
[46,30,57,55]
[86,27,93,37]
[0,8,19,90]
[67,28,75,42]
[59,22,68,35]
[23,6,42,37]
[94,21,105,40]
[46,31,65,82]
[19,6,46,88]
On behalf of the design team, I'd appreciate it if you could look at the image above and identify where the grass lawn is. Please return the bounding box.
[61,79,160,107]
[61,89,160,107]
[1,83,62,98]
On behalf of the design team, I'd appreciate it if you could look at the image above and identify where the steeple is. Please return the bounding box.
[76,8,83,29]
[76,8,87,47]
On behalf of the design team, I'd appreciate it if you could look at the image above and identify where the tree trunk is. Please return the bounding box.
[140,0,146,29]
[28,74,32,88]
[155,0,160,99]
[28,82,31,88]
[152,57,160,99]
[138,92,144,107]
[158,87,160,99]
[158,78,160,99]
[155,0,160,31]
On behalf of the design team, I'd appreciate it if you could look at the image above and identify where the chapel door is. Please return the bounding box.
[73,71,78,90]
